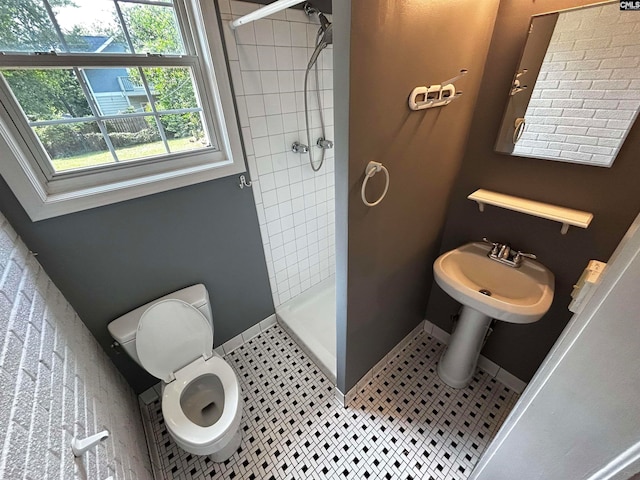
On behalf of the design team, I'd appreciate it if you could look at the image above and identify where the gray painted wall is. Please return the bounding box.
[0,174,274,392]
[426,0,640,383]
[336,0,500,393]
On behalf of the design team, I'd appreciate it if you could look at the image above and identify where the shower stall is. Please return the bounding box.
[277,276,336,381]
[225,0,337,381]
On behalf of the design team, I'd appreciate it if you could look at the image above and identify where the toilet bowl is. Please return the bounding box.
[108,285,243,462]
[162,355,243,460]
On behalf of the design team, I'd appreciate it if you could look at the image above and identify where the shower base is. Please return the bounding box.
[276,277,336,383]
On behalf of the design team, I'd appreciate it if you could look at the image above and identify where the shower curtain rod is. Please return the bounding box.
[229,0,306,29]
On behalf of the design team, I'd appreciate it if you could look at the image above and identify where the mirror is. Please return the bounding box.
[495,2,640,167]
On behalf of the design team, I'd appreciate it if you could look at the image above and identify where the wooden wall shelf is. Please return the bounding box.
[468,189,593,235]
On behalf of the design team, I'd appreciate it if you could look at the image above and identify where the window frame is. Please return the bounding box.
[0,0,245,221]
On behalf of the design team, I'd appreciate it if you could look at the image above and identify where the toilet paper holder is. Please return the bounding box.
[71,430,110,457]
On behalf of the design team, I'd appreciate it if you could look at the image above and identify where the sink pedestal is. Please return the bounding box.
[437,306,492,389]
[433,242,554,388]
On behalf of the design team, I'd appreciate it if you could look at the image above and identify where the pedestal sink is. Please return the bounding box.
[433,242,554,388]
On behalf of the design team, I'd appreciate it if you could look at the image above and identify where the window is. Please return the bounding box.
[0,0,244,220]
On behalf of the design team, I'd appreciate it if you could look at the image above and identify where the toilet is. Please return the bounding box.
[107,284,243,462]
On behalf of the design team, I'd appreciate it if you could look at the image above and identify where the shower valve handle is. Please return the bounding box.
[317,138,333,149]
[292,141,309,154]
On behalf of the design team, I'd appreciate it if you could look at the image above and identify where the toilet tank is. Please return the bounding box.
[107,284,212,367]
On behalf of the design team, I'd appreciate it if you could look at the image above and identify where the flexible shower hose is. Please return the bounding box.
[305,29,328,172]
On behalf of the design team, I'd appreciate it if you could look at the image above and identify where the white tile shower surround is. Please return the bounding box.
[0,212,153,479]
[143,325,519,480]
[220,0,336,308]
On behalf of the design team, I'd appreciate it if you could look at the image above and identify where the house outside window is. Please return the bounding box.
[0,0,244,220]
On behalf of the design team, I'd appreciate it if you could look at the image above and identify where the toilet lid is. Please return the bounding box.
[136,299,213,382]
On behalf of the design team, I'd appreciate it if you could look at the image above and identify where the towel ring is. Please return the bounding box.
[361,161,389,207]
[513,117,526,144]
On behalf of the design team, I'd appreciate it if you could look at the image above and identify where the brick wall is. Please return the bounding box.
[221,0,336,307]
[0,212,152,480]
[513,3,640,166]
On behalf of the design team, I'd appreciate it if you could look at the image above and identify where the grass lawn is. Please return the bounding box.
[51,137,201,171]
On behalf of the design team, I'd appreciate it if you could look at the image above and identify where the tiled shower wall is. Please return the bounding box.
[0,212,152,480]
[220,0,336,307]
[514,3,640,166]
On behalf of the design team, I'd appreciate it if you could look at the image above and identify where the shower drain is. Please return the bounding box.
[479,289,492,296]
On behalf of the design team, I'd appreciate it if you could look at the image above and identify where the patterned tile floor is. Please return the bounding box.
[144,325,519,480]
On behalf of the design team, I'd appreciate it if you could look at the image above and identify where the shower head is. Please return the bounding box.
[318,12,331,32]
[308,23,333,69]
[303,2,332,41]
[304,3,333,69]
[319,22,333,46]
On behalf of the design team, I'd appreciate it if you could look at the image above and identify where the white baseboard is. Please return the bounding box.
[139,312,527,410]
[217,314,278,355]
[423,319,527,393]
[336,320,427,407]
[495,367,527,393]
[138,397,165,480]
[477,354,500,377]
[334,319,528,407]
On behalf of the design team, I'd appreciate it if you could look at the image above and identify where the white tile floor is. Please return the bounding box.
[144,325,519,479]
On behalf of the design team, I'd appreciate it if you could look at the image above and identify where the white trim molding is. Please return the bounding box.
[0,0,245,221]
[336,321,429,407]
[335,319,528,408]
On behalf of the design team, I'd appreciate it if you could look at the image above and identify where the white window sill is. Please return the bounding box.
[0,130,245,220]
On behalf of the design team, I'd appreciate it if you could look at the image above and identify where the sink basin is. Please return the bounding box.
[433,242,555,389]
[434,242,554,324]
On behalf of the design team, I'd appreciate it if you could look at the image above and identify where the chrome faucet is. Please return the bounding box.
[512,250,537,265]
[484,238,500,256]
[291,141,309,154]
[317,137,333,149]
[482,238,536,268]
[498,243,511,260]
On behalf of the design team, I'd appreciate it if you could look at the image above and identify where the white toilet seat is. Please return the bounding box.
[162,355,243,455]
[136,299,213,383]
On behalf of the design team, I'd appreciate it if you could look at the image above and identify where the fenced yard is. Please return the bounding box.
[51,137,199,171]
[108,116,149,133]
